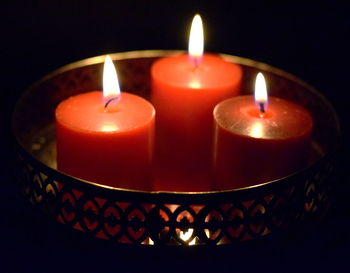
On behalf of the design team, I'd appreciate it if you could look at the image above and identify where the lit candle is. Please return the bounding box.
[56,56,155,190]
[213,73,313,189]
[151,14,243,192]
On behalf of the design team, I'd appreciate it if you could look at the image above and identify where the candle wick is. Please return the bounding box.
[104,97,119,108]
[193,58,200,68]
[190,56,202,70]
[259,102,265,114]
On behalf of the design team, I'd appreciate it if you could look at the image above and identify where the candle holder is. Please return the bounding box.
[12,50,340,246]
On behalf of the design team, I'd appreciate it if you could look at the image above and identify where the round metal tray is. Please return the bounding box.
[12,50,340,245]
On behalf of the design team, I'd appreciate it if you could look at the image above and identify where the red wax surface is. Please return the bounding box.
[56,91,155,191]
[151,54,242,192]
[213,95,313,189]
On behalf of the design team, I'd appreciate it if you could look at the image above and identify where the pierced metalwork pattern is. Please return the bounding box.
[15,143,336,245]
[13,51,340,246]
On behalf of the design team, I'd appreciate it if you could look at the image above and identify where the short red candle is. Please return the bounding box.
[213,71,312,189]
[213,95,313,190]
[56,56,155,190]
[151,15,242,191]
[56,91,155,190]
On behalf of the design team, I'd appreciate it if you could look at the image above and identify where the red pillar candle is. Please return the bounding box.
[151,14,242,191]
[56,56,155,191]
[213,73,313,190]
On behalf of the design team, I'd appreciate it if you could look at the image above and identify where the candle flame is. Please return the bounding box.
[254,72,268,112]
[188,14,204,66]
[103,55,120,107]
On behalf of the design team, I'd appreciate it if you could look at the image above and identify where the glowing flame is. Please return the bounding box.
[250,122,263,138]
[189,79,201,89]
[103,55,120,107]
[188,14,204,66]
[179,228,196,245]
[101,124,118,132]
[254,72,268,112]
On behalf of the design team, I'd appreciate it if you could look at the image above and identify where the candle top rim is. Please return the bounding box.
[214,95,313,140]
[56,91,155,134]
[151,54,242,89]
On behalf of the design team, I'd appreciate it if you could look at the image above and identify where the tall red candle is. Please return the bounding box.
[213,73,313,189]
[151,15,242,191]
[56,56,155,190]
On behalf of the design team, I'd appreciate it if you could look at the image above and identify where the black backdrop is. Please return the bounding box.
[1,1,350,272]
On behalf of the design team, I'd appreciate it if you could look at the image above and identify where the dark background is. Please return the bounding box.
[1,1,350,272]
